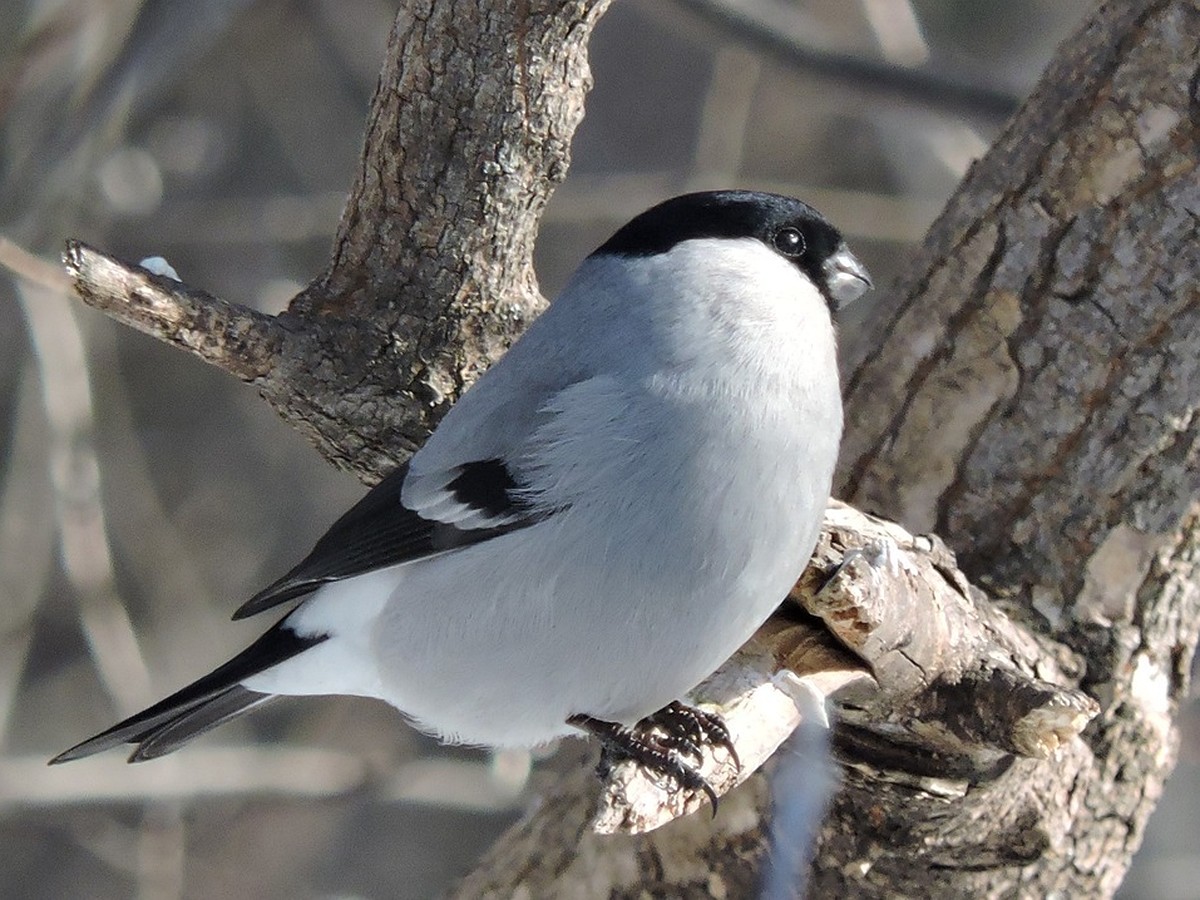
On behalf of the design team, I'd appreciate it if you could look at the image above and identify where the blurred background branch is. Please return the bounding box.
[676,0,1021,119]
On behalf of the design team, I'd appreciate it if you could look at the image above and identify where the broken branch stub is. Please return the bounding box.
[63,241,280,383]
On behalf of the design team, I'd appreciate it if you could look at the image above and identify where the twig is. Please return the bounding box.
[859,0,929,67]
[0,747,366,805]
[691,44,761,179]
[591,635,869,834]
[0,235,71,291]
[380,756,529,812]
[675,0,1021,120]
[2,748,525,812]
[0,366,56,745]
[85,326,232,658]
[137,804,185,900]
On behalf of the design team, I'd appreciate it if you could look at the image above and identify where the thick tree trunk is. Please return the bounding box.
[63,0,1200,897]
[828,1,1200,894]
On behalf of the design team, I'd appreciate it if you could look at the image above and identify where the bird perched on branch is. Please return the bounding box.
[53,190,871,804]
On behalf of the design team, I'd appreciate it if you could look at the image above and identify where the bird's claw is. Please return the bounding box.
[647,700,741,771]
[569,701,740,816]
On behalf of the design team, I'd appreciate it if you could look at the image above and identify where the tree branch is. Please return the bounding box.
[823,0,1200,894]
[264,0,612,479]
[448,1,1200,895]
[64,241,279,382]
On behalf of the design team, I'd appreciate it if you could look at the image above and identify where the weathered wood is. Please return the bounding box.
[446,2,1200,896]
[262,0,612,478]
[447,503,1102,896]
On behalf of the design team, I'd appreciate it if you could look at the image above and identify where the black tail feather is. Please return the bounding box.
[50,621,326,764]
[130,687,277,762]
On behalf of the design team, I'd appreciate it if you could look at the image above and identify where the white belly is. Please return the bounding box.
[375,405,833,746]
[255,373,840,748]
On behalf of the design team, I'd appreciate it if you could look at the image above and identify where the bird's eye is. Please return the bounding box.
[772,227,806,257]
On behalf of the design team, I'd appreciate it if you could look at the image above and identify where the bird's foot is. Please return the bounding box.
[645,700,741,772]
[569,702,740,814]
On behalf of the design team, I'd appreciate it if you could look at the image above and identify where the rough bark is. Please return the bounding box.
[61,0,1200,898]
[826,1,1200,895]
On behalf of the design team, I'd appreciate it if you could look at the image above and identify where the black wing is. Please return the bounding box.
[232,459,540,620]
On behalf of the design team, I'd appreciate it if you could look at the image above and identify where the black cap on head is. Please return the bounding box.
[593,190,847,299]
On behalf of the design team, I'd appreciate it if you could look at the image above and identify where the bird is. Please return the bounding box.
[52,190,871,797]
